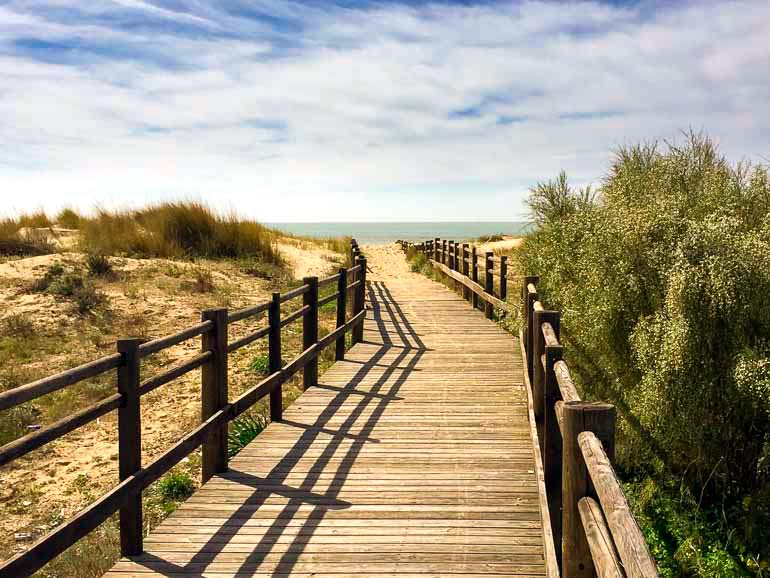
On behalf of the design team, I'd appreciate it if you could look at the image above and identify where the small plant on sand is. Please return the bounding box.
[185,268,215,293]
[228,410,269,457]
[86,254,113,277]
[249,353,270,375]
[1,313,36,339]
[72,284,105,314]
[158,471,195,502]
[29,262,65,293]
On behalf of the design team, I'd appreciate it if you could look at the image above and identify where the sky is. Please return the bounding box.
[1,0,769,222]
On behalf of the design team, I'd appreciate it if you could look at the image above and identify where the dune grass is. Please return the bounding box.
[78,202,284,262]
[0,214,55,257]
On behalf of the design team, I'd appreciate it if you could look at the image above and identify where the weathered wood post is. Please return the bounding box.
[484,252,494,319]
[434,238,440,261]
[303,277,319,390]
[336,267,348,360]
[268,293,282,422]
[352,256,367,344]
[442,240,447,265]
[471,246,479,309]
[448,240,454,270]
[562,402,616,578]
[522,275,539,381]
[461,243,471,302]
[532,310,560,423]
[453,241,461,291]
[499,256,508,302]
[117,337,142,556]
[545,342,564,561]
[201,308,228,483]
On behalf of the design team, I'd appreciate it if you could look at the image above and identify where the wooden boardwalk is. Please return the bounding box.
[106,274,546,577]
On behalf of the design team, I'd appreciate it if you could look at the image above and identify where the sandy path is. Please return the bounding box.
[361,243,414,282]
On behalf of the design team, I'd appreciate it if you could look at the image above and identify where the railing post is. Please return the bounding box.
[442,240,447,265]
[452,241,456,290]
[471,246,479,309]
[484,252,494,319]
[352,256,367,344]
[336,267,348,360]
[500,255,508,302]
[461,243,470,302]
[434,238,440,261]
[522,275,539,380]
[117,338,142,557]
[303,277,319,390]
[201,308,228,483]
[545,342,564,563]
[562,402,616,578]
[532,310,560,424]
[448,240,454,270]
[268,292,282,422]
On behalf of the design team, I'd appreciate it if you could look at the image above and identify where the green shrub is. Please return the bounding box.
[519,131,770,574]
[29,262,65,293]
[72,284,105,314]
[228,411,268,457]
[86,254,112,277]
[49,273,84,297]
[249,353,270,375]
[157,471,195,502]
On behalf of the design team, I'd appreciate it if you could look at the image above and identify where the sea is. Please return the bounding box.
[268,222,534,245]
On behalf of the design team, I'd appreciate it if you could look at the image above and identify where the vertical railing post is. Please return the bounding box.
[484,252,494,319]
[303,277,319,390]
[452,241,462,291]
[500,255,508,302]
[544,342,564,563]
[522,275,539,381]
[562,402,616,578]
[117,338,142,557]
[461,243,470,302]
[352,256,367,345]
[532,310,560,425]
[268,293,282,422]
[434,238,440,261]
[471,246,479,309]
[201,308,228,483]
[442,240,447,265]
[336,268,348,360]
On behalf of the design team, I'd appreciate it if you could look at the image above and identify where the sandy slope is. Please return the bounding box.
[0,238,341,558]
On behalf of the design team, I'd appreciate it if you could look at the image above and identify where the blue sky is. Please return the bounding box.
[1,0,768,221]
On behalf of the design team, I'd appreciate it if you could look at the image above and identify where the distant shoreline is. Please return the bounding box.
[269,221,534,245]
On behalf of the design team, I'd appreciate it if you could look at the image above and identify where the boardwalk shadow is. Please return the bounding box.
[134,280,427,576]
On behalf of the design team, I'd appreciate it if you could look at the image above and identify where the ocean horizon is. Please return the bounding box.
[268,222,534,245]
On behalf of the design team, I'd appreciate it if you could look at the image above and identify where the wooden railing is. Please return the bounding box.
[0,240,368,577]
[398,238,514,318]
[400,239,659,578]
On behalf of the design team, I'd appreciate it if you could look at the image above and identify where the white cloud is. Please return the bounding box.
[0,0,769,221]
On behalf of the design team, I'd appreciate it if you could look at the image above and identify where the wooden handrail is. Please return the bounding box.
[0,239,368,578]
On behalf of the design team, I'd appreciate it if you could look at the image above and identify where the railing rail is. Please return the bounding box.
[0,239,368,578]
[398,238,659,578]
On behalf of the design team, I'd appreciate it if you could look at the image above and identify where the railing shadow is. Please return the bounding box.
[134,279,427,576]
